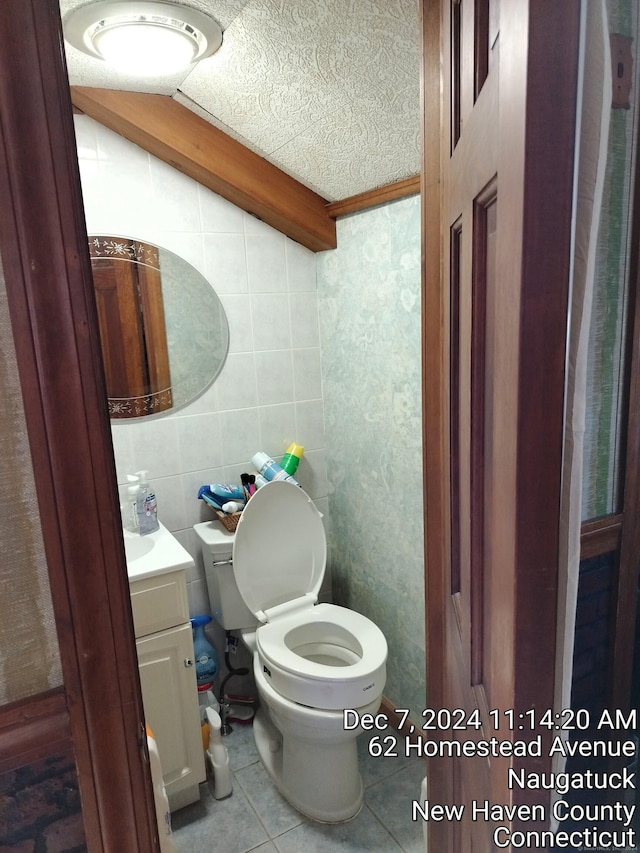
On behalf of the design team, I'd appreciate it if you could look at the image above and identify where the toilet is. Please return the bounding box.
[194,480,387,822]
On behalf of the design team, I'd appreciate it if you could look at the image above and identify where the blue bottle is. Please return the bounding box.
[190,615,218,688]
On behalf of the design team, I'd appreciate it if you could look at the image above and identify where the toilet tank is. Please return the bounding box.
[193,521,257,630]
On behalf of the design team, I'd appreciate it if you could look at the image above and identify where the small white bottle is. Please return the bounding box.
[205,707,232,799]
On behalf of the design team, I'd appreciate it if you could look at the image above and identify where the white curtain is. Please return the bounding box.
[555,0,611,760]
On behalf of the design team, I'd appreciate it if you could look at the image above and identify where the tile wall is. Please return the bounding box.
[74,115,329,621]
[74,115,425,721]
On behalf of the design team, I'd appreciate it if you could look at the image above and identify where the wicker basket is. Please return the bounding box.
[215,510,243,532]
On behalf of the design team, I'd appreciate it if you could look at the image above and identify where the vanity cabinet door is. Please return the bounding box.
[136,622,206,810]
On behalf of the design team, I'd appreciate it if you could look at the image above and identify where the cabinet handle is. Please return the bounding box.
[184,658,194,667]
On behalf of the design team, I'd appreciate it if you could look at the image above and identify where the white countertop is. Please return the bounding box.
[124,521,195,582]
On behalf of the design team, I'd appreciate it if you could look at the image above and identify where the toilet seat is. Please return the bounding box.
[256,601,387,709]
[233,481,387,709]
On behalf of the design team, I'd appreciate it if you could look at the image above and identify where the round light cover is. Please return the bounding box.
[232,481,327,621]
[64,1,222,75]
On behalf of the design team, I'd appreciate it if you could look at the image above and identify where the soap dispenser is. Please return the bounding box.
[136,470,159,535]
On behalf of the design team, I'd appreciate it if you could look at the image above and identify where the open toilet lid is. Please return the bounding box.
[232,480,326,621]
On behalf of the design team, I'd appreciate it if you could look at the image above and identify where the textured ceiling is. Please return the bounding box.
[59,0,421,201]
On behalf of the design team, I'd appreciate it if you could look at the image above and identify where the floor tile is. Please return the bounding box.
[235,761,305,838]
[223,721,260,771]
[364,760,426,853]
[272,803,404,852]
[358,729,421,788]
[172,724,428,853]
[172,781,269,853]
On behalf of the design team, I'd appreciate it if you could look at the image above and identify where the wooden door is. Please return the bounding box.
[422,1,581,849]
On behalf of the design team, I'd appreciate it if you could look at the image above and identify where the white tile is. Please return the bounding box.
[258,404,297,457]
[110,424,135,484]
[286,238,317,291]
[199,186,245,233]
[96,122,146,165]
[181,538,205,583]
[255,351,294,405]
[245,233,287,293]
[216,353,258,410]
[149,158,200,232]
[243,210,277,236]
[73,115,98,160]
[289,292,320,348]
[292,347,323,400]
[153,232,204,274]
[180,378,219,416]
[219,410,262,465]
[294,400,325,451]
[219,294,252,354]
[129,417,181,478]
[250,293,292,351]
[203,233,248,293]
[152,475,186,531]
[91,162,154,236]
[297,449,329,500]
[223,459,260,485]
[176,413,224,473]
[187,577,211,617]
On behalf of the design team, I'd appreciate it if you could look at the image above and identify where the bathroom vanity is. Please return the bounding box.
[125,524,205,811]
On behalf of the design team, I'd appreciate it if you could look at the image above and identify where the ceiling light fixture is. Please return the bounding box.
[64,1,223,76]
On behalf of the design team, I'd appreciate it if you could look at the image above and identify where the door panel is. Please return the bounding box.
[422,0,580,848]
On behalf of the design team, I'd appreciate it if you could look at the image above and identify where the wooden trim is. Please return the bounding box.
[0,3,158,850]
[0,690,71,775]
[325,175,421,218]
[579,515,623,560]
[422,0,451,846]
[70,87,337,253]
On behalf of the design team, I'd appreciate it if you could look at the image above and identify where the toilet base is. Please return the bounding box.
[253,707,364,823]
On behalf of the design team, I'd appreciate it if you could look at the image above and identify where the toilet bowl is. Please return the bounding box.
[194,480,388,822]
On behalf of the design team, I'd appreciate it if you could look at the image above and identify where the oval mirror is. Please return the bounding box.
[89,235,229,420]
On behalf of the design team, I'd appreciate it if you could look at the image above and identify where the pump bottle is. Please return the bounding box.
[136,470,159,535]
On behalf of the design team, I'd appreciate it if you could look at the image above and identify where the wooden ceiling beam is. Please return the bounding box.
[325,175,420,218]
[70,87,337,253]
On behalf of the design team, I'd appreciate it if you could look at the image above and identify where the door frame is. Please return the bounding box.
[0,1,158,848]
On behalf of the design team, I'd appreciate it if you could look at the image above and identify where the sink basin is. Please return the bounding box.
[123,522,195,581]
[124,535,154,563]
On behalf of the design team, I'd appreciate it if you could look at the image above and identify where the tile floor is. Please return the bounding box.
[171,723,426,853]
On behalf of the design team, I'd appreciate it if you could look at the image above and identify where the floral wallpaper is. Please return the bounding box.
[317,195,425,722]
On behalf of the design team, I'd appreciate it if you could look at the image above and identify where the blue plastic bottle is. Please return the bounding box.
[190,615,218,688]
